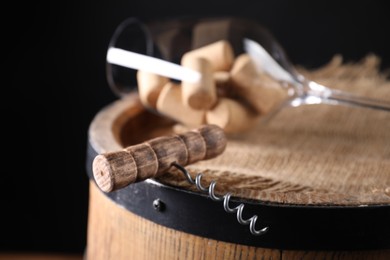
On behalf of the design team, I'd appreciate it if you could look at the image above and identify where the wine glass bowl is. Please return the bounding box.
[106,16,390,133]
[106,16,284,94]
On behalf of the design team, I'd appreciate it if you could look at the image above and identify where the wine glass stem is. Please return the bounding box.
[325,89,390,111]
[303,81,390,112]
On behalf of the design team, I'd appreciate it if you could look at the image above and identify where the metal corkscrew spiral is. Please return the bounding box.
[172,162,269,236]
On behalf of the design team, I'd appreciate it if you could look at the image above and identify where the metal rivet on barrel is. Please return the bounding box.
[153,199,165,212]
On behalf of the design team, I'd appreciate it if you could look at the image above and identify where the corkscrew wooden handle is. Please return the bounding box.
[92,124,227,192]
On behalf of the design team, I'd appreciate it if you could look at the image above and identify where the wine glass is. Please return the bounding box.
[242,36,390,116]
[105,16,390,130]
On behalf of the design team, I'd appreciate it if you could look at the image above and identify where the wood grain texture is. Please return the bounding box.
[86,182,390,260]
[92,124,226,192]
[86,181,280,260]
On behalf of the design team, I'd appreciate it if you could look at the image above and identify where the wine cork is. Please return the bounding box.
[136,70,169,109]
[230,54,288,114]
[213,71,233,98]
[182,40,234,72]
[206,97,260,134]
[181,56,217,110]
[92,124,227,192]
[156,82,206,127]
[214,71,230,88]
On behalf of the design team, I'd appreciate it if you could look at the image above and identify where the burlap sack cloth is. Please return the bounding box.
[157,54,390,206]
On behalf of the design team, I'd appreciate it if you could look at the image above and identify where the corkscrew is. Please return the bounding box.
[172,162,268,236]
[92,124,268,236]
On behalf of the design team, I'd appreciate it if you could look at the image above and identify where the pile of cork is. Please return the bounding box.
[137,40,288,133]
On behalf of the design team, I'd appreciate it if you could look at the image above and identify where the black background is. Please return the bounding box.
[2,0,390,255]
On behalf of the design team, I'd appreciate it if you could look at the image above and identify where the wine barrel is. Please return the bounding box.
[85,70,390,259]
